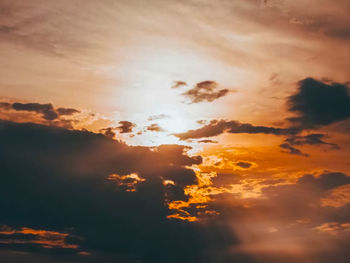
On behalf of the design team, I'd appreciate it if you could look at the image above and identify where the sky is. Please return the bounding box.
[0,0,350,262]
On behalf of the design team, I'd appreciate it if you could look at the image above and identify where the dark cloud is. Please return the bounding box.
[12,103,58,120]
[287,78,350,128]
[146,123,165,132]
[116,121,135,133]
[0,102,12,110]
[285,133,339,148]
[280,133,339,156]
[56,108,80,116]
[297,172,350,191]
[0,101,80,121]
[0,120,249,263]
[235,161,253,169]
[181,81,230,103]
[175,120,300,140]
[1,119,350,263]
[99,127,116,139]
[198,139,218,144]
[99,121,136,138]
[279,142,308,156]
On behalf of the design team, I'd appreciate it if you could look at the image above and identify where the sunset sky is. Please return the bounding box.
[0,0,350,262]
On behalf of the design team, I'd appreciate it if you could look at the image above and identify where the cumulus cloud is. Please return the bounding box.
[12,102,59,120]
[99,127,116,138]
[287,78,350,128]
[181,81,230,103]
[0,120,236,263]
[1,119,349,262]
[146,123,165,132]
[116,120,135,133]
[99,121,136,138]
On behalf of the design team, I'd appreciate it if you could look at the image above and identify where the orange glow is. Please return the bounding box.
[108,173,145,192]
[0,226,78,249]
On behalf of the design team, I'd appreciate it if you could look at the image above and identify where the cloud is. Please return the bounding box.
[56,107,80,116]
[198,139,218,144]
[0,102,11,110]
[297,172,350,191]
[279,142,308,156]
[287,78,350,128]
[174,120,300,140]
[99,121,136,138]
[181,81,230,103]
[264,0,350,41]
[0,225,79,250]
[1,120,245,263]
[12,103,58,120]
[147,114,171,121]
[235,161,253,169]
[171,81,187,89]
[99,127,116,138]
[146,123,165,132]
[280,133,339,156]
[285,133,339,148]
[203,171,350,262]
[116,120,135,133]
[0,101,80,121]
[1,119,350,262]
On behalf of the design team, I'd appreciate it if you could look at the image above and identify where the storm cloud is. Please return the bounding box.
[0,120,242,263]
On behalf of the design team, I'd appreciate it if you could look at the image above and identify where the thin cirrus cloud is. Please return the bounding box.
[147,114,171,121]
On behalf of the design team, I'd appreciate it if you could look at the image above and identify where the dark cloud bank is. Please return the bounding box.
[287,78,350,128]
[0,119,246,263]
[0,102,80,121]
[0,119,350,262]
